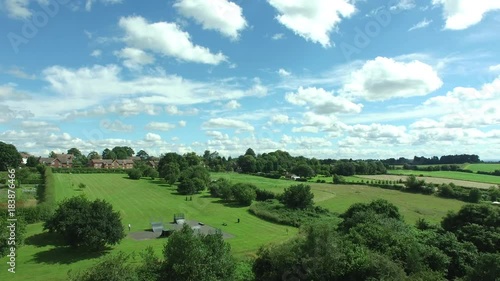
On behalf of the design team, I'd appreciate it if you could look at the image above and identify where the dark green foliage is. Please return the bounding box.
[177,179,197,195]
[44,196,125,250]
[231,183,257,206]
[238,155,257,173]
[467,188,481,203]
[291,164,315,178]
[281,184,314,209]
[161,224,235,281]
[332,174,345,184]
[441,204,500,252]
[208,178,232,198]
[26,155,39,167]
[127,169,142,180]
[464,253,500,281]
[67,252,139,281]
[161,162,180,185]
[340,199,402,231]
[234,261,255,281]
[179,165,210,189]
[255,188,276,201]
[136,247,162,281]
[0,141,21,170]
[249,200,336,227]
[489,186,500,201]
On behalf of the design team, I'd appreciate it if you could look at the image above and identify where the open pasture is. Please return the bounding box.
[464,163,500,172]
[356,174,495,189]
[388,170,500,185]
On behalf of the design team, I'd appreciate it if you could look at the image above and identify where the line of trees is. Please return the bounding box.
[382,154,481,166]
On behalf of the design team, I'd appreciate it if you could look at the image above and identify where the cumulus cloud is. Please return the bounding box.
[144,133,162,142]
[286,87,363,114]
[202,118,254,132]
[489,64,500,72]
[145,122,176,131]
[3,0,31,19]
[343,57,443,101]
[114,47,155,69]
[224,100,241,110]
[432,0,500,30]
[277,68,291,77]
[85,0,123,12]
[270,114,290,124]
[267,0,356,47]
[90,50,102,57]
[390,0,416,11]
[173,0,247,40]
[271,33,285,40]
[101,119,134,132]
[424,77,500,106]
[206,130,229,140]
[119,16,227,65]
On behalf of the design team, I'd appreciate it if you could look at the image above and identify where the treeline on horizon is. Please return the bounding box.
[381,154,481,165]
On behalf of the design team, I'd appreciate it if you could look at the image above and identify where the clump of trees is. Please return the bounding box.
[177,166,211,195]
[209,178,257,206]
[44,196,125,250]
[0,141,21,170]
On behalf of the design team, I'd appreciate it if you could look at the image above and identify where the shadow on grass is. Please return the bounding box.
[31,246,111,264]
[211,199,248,208]
[25,232,67,248]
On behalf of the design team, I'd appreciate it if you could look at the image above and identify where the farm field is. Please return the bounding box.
[388,169,500,185]
[464,163,500,172]
[356,174,495,189]
[211,172,465,223]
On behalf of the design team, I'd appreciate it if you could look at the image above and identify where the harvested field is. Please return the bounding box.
[356,175,495,189]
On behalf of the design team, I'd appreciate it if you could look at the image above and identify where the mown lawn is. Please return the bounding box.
[388,169,500,185]
[0,173,296,281]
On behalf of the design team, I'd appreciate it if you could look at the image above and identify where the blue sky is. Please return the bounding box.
[1,0,499,159]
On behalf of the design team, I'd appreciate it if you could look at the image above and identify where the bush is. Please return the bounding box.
[281,184,314,209]
[126,169,142,180]
[255,189,276,201]
[232,183,257,206]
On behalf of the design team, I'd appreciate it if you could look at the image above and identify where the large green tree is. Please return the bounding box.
[44,196,125,250]
[281,184,314,209]
[161,162,180,185]
[0,141,21,170]
[161,224,235,281]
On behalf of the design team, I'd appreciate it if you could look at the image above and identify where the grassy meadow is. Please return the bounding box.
[0,172,469,280]
[387,169,500,185]
[464,163,500,172]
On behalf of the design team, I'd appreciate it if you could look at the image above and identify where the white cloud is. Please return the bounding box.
[432,0,500,30]
[206,130,229,140]
[173,0,247,40]
[286,87,363,114]
[390,0,416,11]
[85,0,122,12]
[0,84,31,100]
[343,57,443,101]
[144,133,162,142]
[101,119,134,132]
[267,0,356,47]
[424,78,500,106]
[165,105,199,115]
[271,33,285,40]
[277,68,291,77]
[6,67,36,79]
[119,16,227,65]
[224,100,241,110]
[292,126,319,133]
[91,50,102,57]
[145,122,176,131]
[348,123,407,140]
[202,118,254,131]
[489,64,500,72]
[408,18,433,31]
[179,120,187,127]
[114,47,155,70]
[20,120,59,131]
[270,114,290,124]
[4,0,30,19]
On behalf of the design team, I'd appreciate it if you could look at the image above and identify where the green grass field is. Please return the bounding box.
[0,172,467,281]
[464,163,500,172]
[388,170,500,185]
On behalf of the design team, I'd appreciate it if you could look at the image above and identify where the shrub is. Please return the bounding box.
[126,169,142,180]
[281,184,314,209]
[255,189,276,201]
[232,183,257,206]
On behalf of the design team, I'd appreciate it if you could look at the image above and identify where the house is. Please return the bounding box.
[117,159,134,169]
[20,153,30,165]
[89,159,134,169]
[285,173,300,181]
[147,160,159,169]
[38,154,74,168]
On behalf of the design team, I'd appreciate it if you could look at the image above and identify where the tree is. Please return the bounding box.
[44,196,125,250]
[67,252,139,281]
[231,183,257,206]
[464,253,500,281]
[136,150,149,160]
[0,216,26,258]
[127,169,142,180]
[179,165,210,190]
[244,148,256,157]
[161,162,180,185]
[332,174,345,184]
[26,156,39,167]
[111,146,134,159]
[49,151,57,158]
[405,175,426,192]
[281,184,314,209]
[161,223,235,281]
[87,151,101,160]
[238,155,256,173]
[467,188,481,203]
[67,148,82,157]
[177,179,197,195]
[209,178,232,198]
[291,164,315,178]
[0,141,21,170]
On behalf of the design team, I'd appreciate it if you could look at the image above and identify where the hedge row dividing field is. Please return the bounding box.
[387,169,500,185]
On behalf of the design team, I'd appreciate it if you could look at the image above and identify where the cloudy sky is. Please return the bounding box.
[1,0,499,159]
